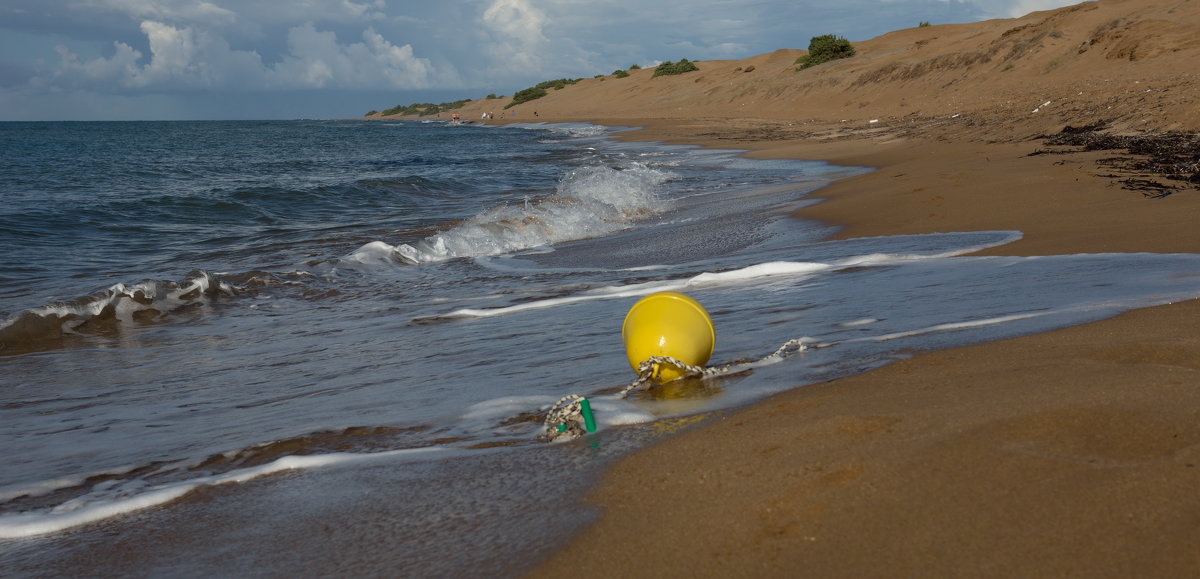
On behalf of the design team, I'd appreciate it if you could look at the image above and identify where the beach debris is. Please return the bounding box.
[1032,100,1052,113]
[1036,121,1200,194]
[538,395,596,443]
[869,119,880,124]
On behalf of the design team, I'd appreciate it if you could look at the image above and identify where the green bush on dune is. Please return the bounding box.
[652,59,699,77]
[503,78,582,109]
[795,34,856,70]
[372,99,472,117]
[506,86,548,108]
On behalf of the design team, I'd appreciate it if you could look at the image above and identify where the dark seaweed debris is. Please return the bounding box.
[1035,121,1200,197]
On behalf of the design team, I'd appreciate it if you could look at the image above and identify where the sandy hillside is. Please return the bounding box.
[423,0,1200,141]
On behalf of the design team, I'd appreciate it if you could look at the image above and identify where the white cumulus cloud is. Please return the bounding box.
[79,0,237,25]
[268,23,441,89]
[479,0,551,72]
[1001,0,1090,18]
[35,20,444,91]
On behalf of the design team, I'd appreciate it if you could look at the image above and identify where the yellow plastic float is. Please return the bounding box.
[621,291,715,383]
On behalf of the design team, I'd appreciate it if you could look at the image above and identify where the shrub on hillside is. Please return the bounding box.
[795,35,856,70]
[377,99,471,117]
[652,59,699,77]
[506,86,548,109]
[538,78,581,91]
[503,78,582,109]
[613,69,630,78]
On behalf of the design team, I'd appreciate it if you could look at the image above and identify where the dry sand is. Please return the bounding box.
[390,0,1200,575]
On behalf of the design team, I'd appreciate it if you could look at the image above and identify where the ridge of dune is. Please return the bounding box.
[432,0,1199,140]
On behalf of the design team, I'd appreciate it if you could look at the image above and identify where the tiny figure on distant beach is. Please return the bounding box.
[534,111,539,117]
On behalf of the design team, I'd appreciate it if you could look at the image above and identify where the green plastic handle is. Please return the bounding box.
[579,398,596,433]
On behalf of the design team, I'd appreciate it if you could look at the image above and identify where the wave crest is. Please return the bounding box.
[348,163,676,265]
[0,272,233,353]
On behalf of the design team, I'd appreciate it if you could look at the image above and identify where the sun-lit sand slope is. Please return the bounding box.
[446,0,1200,139]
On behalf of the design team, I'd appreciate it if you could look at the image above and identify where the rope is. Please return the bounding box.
[617,338,809,398]
[536,394,590,443]
[538,338,811,442]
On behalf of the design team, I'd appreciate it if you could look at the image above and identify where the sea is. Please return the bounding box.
[2,119,1199,576]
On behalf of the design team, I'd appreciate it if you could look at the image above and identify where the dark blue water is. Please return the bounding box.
[1,121,577,304]
[2,120,1199,574]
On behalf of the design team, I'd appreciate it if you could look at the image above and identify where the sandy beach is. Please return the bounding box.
[411,0,1200,575]
[520,131,1200,575]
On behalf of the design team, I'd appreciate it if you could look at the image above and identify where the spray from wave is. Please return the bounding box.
[0,272,234,352]
[345,163,676,265]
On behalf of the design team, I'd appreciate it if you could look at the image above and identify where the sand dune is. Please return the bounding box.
[440,0,1200,140]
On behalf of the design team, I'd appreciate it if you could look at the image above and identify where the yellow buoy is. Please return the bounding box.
[622,291,715,383]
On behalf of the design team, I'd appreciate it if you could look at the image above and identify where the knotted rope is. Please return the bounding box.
[539,338,810,442]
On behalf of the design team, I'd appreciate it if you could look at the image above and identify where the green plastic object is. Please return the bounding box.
[579,398,596,433]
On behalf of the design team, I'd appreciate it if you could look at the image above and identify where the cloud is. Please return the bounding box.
[34,19,445,91]
[45,41,144,89]
[1000,0,1091,18]
[78,0,237,25]
[338,0,388,21]
[478,0,551,73]
[269,23,443,89]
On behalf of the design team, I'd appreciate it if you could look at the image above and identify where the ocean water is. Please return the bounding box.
[2,120,1200,573]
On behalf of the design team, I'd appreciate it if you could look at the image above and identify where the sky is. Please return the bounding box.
[0,0,1089,121]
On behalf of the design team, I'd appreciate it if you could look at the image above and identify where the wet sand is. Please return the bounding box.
[531,299,1200,577]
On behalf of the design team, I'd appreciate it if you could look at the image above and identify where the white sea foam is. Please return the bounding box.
[0,447,450,539]
[544,123,609,138]
[686,261,831,287]
[839,318,879,327]
[461,395,655,433]
[346,163,675,266]
[440,260,831,320]
[0,474,100,503]
[0,271,230,339]
[342,240,406,266]
[587,397,656,427]
[459,396,557,422]
[848,312,1048,343]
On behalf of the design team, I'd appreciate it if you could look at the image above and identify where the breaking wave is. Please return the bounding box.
[345,163,676,265]
[0,272,234,352]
